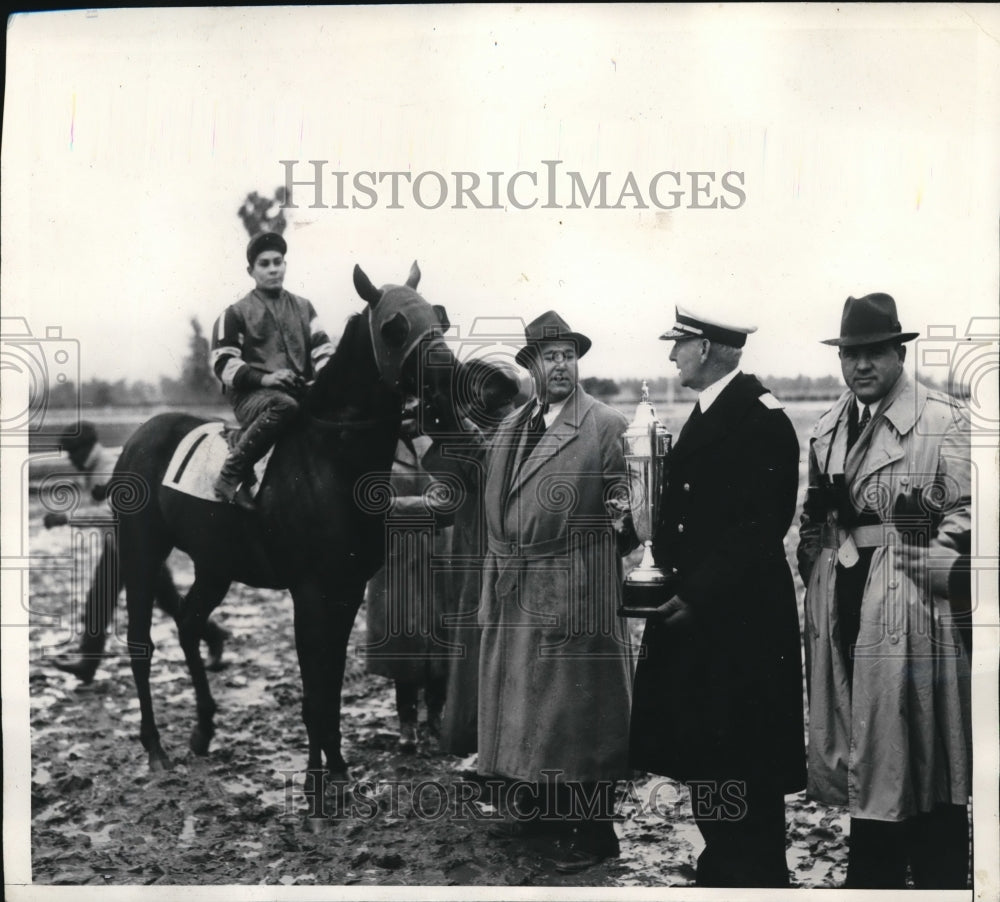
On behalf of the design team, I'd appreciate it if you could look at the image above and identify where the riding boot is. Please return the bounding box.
[213,412,283,508]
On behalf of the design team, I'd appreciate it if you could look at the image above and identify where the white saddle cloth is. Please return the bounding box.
[162,421,272,502]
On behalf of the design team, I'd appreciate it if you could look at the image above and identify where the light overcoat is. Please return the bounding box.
[798,372,971,821]
[477,388,635,783]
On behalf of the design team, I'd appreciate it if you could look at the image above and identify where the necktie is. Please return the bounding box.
[847,403,870,451]
[520,403,549,463]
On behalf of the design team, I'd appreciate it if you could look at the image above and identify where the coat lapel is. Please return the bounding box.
[484,403,533,531]
[508,389,590,495]
[669,373,761,462]
[846,372,918,485]
[811,392,852,477]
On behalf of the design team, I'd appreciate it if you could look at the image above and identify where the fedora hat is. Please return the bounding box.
[822,293,920,347]
[515,310,592,367]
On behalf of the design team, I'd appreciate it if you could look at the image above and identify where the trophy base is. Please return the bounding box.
[617,576,678,619]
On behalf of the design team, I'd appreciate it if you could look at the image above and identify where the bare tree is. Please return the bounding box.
[237,187,289,237]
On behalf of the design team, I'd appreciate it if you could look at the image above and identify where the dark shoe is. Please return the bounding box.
[213,470,243,504]
[552,845,605,873]
[549,823,620,873]
[398,722,417,752]
[213,475,257,510]
[427,709,442,741]
[487,818,559,840]
[231,485,257,511]
[204,626,232,671]
[50,652,100,685]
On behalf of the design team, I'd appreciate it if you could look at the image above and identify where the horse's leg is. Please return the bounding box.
[152,564,230,671]
[51,534,121,683]
[124,545,172,772]
[291,576,364,819]
[174,570,230,756]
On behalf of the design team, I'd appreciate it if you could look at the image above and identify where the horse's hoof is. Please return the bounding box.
[50,654,98,685]
[149,754,174,773]
[204,628,231,672]
[204,654,229,672]
[189,726,214,756]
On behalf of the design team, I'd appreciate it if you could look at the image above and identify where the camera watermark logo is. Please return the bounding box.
[916,319,999,441]
[0,317,80,446]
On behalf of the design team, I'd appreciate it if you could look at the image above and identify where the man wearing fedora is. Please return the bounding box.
[628,306,806,887]
[798,293,971,888]
[210,231,334,507]
[477,311,636,872]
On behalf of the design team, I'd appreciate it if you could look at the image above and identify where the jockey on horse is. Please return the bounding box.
[114,252,462,815]
[210,230,335,508]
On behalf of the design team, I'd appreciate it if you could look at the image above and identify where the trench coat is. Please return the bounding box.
[365,435,454,683]
[629,373,807,792]
[798,372,971,821]
[477,388,636,783]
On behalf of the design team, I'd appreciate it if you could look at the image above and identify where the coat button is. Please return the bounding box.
[683,483,691,492]
[889,634,899,644]
[889,580,898,589]
[671,567,679,574]
[677,523,685,533]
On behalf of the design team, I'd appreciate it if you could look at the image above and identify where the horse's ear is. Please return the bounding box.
[380,311,411,349]
[405,260,421,289]
[354,264,383,307]
[433,305,450,331]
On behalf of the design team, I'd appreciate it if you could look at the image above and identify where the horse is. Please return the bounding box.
[107,262,463,816]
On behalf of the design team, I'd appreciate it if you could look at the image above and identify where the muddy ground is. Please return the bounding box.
[24,498,853,890]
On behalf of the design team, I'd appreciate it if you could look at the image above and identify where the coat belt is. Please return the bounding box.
[821,524,896,549]
[488,534,569,559]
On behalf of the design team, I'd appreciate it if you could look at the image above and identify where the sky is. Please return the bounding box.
[2,4,999,392]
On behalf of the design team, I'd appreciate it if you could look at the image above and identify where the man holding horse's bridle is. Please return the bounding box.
[210,232,334,507]
[477,311,637,872]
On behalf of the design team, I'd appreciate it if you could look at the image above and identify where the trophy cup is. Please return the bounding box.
[618,381,676,618]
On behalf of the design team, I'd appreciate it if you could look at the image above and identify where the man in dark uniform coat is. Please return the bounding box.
[629,306,806,887]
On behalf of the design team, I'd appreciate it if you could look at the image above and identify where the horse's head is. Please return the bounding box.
[353,262,463,438]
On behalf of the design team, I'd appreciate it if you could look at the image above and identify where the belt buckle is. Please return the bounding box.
[837,529,860,568]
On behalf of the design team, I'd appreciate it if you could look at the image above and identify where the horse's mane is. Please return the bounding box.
[309,308,368,395]
[301,310,379,418]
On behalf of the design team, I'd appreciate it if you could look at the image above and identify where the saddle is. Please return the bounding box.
[163,421,273,504]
